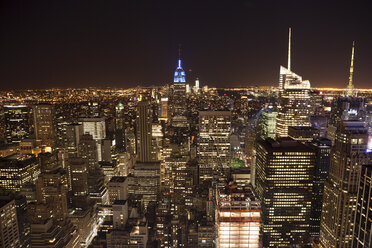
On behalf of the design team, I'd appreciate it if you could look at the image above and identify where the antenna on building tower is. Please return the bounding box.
[346,41,355,97]
[288,27,291,71]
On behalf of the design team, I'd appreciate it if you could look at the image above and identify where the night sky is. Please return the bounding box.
[1,0,371,90]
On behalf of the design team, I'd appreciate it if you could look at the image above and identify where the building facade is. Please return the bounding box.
[352,164,372,248]
[216,184,261,248]
[320,121,370,248]
[0,199,20,248]
[198,111,231,182]
[255,138,315,247]
[33,104,55,147]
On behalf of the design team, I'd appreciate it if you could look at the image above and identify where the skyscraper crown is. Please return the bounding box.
[174,59,186,83]
[174,45,186,83]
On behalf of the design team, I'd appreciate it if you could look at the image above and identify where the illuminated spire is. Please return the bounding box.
[288,27,291,71]
[346,41,355,97]
[177,44,182,69]
[174,44,186,83]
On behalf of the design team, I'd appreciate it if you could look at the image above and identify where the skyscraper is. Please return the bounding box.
[3,105,31,144]
[159,97,169,121]
[320,121,370,248]
[77,134,98,171]
[108,176,128,204]
[352,164,372,248]
[346,41,355,97]
[29,218,79,248]
[308,138,332,240]
[136,101,155,162]
[172,48,187,116]
[79,117,106,161]
[259,108,277,140]
[276,28,311,138]
[255,137,315,247]
[35,166,69,222]
[115,102,126,151]
[195,78,200,93]
[0,190,30,248]
[65,123,83,156]
[128,162,160,209]
[33,104,55,147]
[174,56,186,83]
[69,157,89,210]
[216,184,261,248]
[0,199,20,248]
[0,155,40,191]
[198,111,231,182]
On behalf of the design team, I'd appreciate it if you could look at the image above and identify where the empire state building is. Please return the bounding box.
[174,59,186,83]
[172,52,187,116]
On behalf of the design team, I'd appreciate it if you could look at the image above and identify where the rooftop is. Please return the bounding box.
[109,176,127,183]
[259,137,313,153]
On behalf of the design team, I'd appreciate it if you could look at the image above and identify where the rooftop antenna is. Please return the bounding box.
[178,44,182,68]
[288,27,291,71]
[346,41,355,97]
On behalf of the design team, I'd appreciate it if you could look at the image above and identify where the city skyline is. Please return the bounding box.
[1,2,372,247]
[1,0,372,90]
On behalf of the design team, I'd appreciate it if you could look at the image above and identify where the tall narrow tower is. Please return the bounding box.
[287,27,291,71]
[33,104,55,147]
[346,41,355,97]
[174,45,186,83]
[136,100,154,162]
[276,28,312,138]
[320,121,370,247]
[172,45,187,116]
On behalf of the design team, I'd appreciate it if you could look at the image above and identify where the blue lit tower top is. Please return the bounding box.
[174,46,186,83]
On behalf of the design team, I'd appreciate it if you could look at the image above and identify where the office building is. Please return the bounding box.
[115,102,126,151]
[33,104,55,147]
[108,176,128,204]
[259,108,277,140]
[308,138,332,239]
[216,184,261,248]
[87,167,107,205]
[352,164,372,248]
[288,126,319,143]
[79,117,106,161]
[112,200,128,230]
[35,166,69,222]
[0,199,20,248]
[136,101,156,162]
[77,133,98,171]
[195,78,200,93]
[276,28,311,137]
[65,124,83,156]
[0,190,30,248]
[129,162,160,209]
[69,157,89,210]
[29,218,79,248]
[198,111,231,182]
[129,221,148,248]
[320,121,370,248]
[173,54,187,116]
[255,137,315,247]
[0,155,40,191]
[3,105,31,144]
[159,97,169,121]
[198,221,215,248]
[276,70,312,138]
[174,57,186,83]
